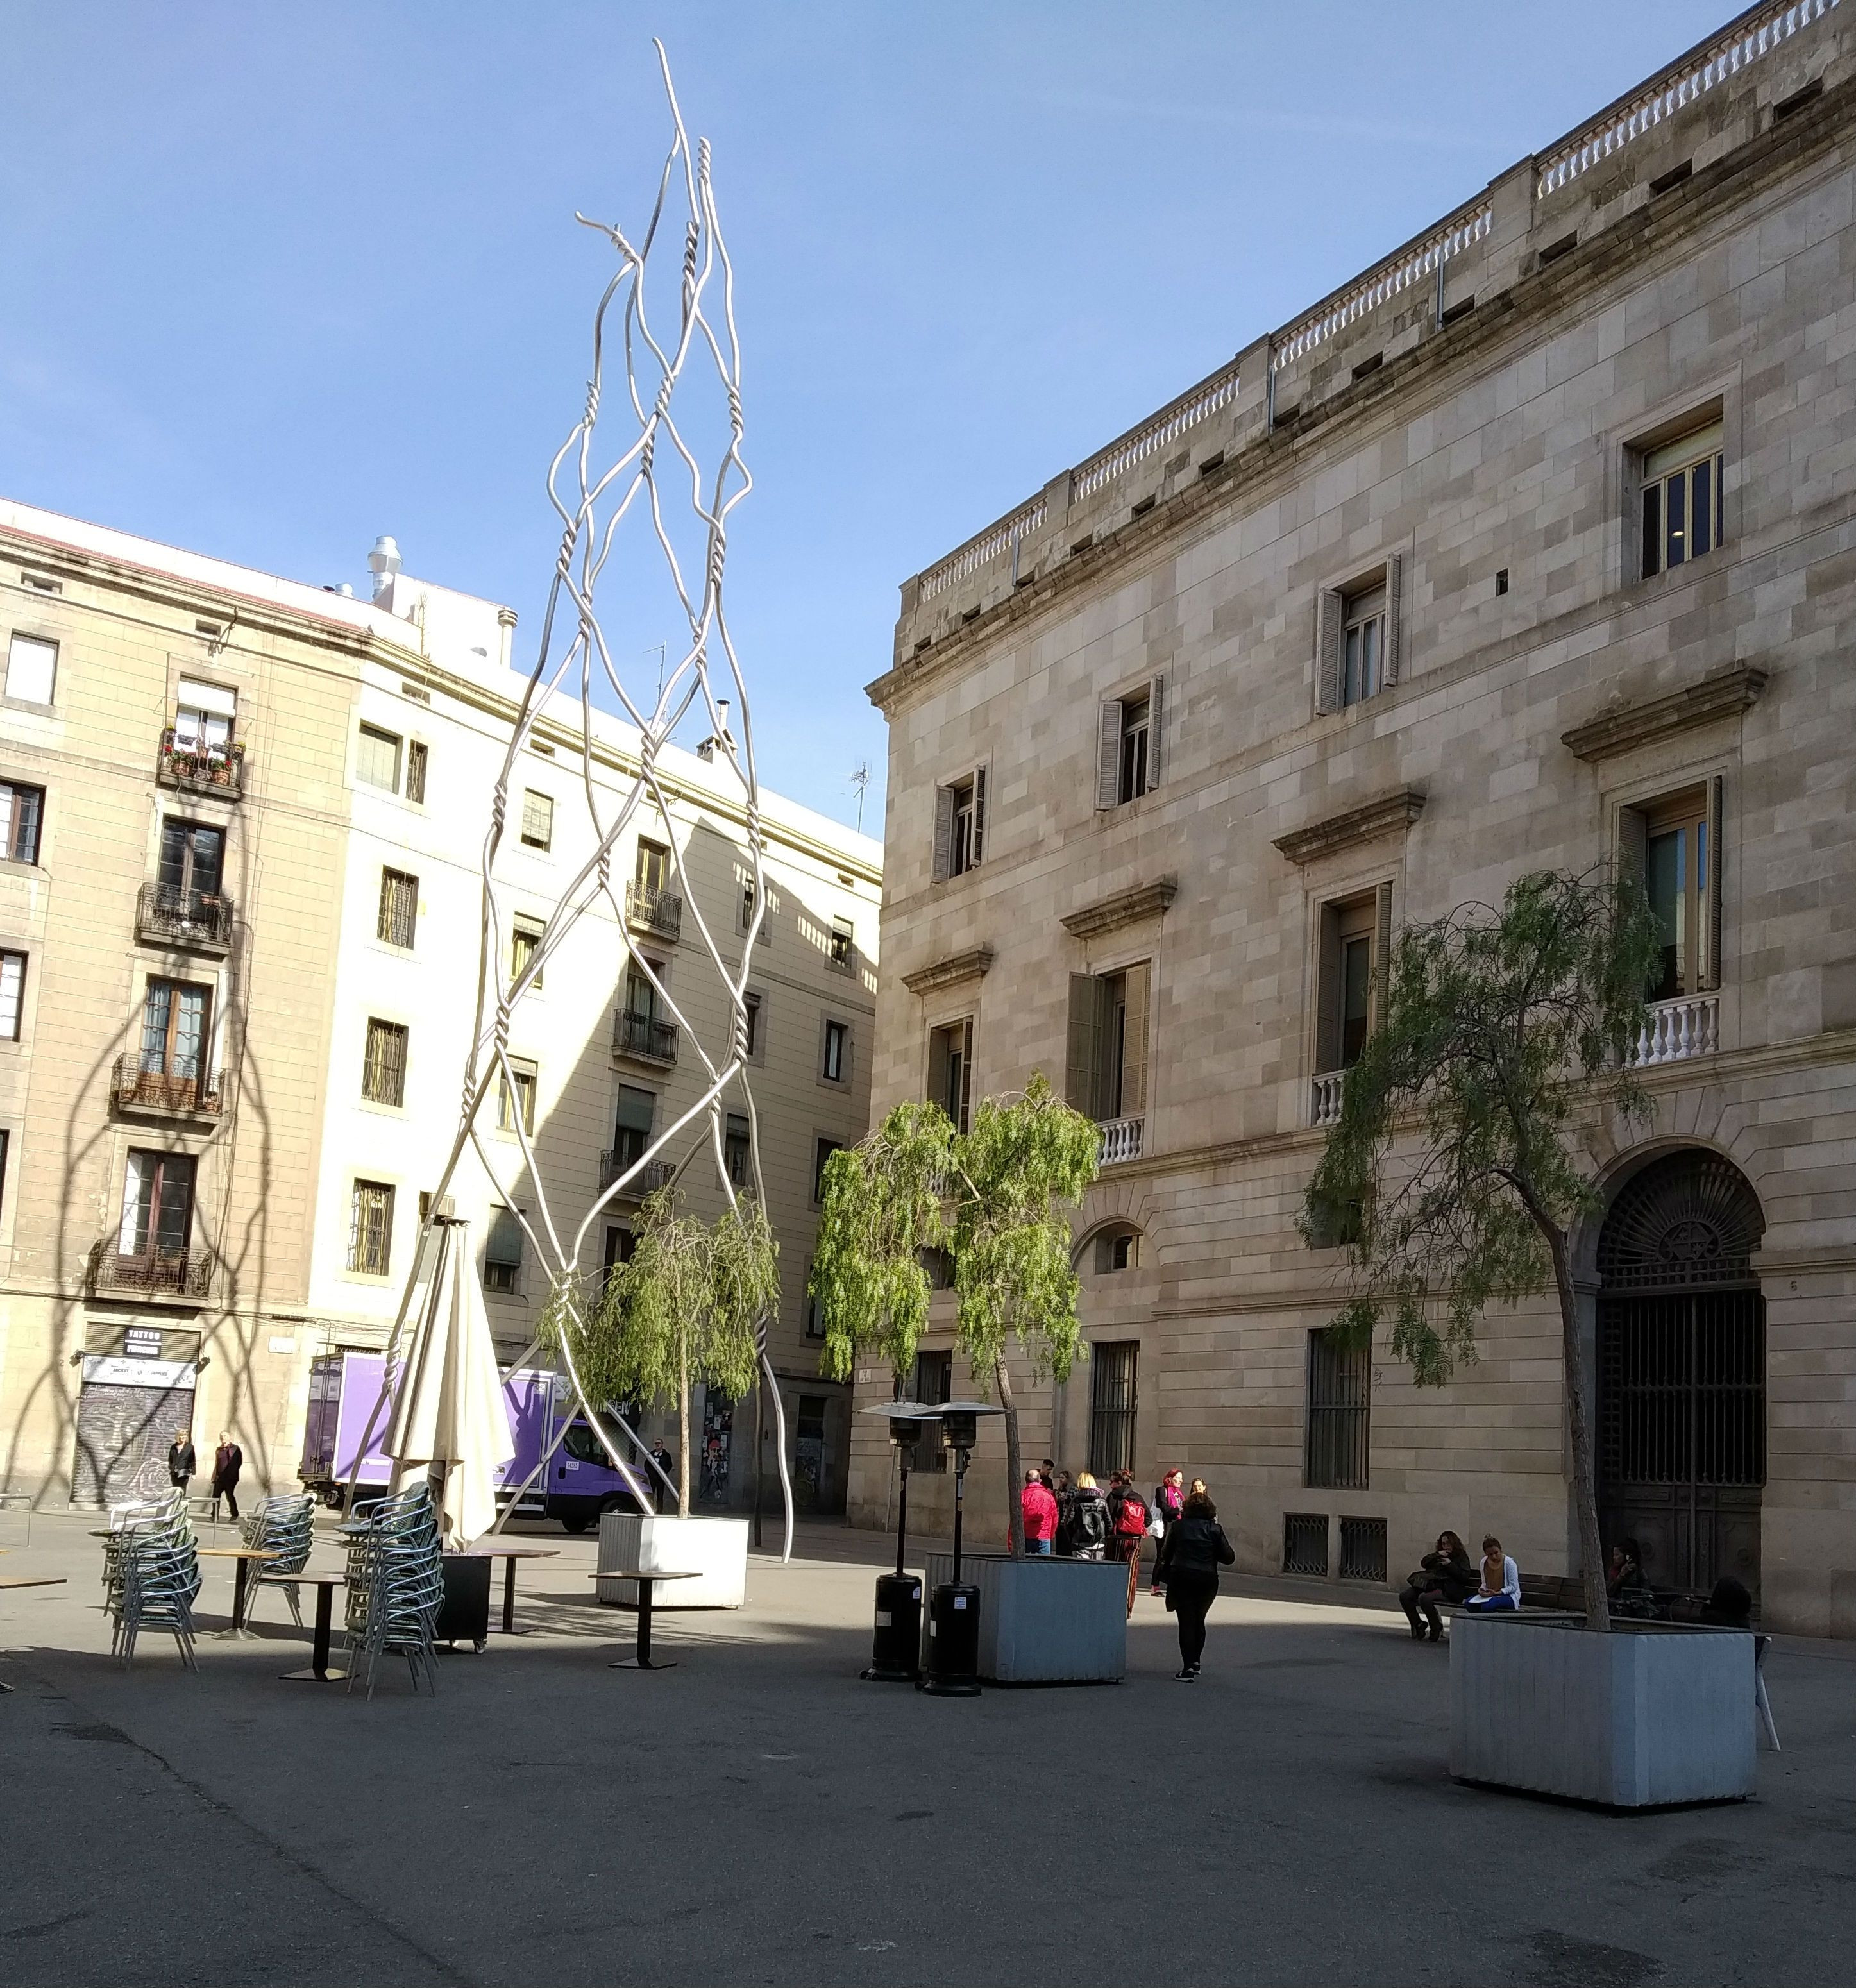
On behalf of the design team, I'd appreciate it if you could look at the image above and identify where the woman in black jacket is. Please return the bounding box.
[1154,1490,1235,1680]
[1398,1532,1474,1641]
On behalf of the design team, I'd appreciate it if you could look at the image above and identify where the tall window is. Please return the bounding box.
[1315,889,1389,1076]
[119,1150,196,1263]
[405,739,428,805]
[1088,1341,1138,1477]
[140,979,209,1081]
[636,838,671,895]
[378,868,418,948]
[1641,420,1724,578]
[362,1018,409,1106]
[1316,559,1401,714]
[927,1018,972,1133]
[1065,963,1150,1122]
[1305,1328,1369,1490]
[932,769,987,880]
[623,959,661,1022]
[1633,787,1717,1002]
[5,634,56,704]
[1340,584,1385,707]
[742,990,762,1059]
[173,678,235,759]
[724,1112,750,1186]
[1095,679,1164,810]
[612,1085,655,1170]
[0,950,25,1040]
[348,1179,394,1276]
[828,919,854,971]
[822,1018,849,1084]
[521,790,554,850]
[157,819,224,908]
[1,781,44,864]
[813,1136,843,1205]
[355,723,402,792]
[511,916,545,990]
[498,1058,537,1134]
[483,1205,523,1294]
[739,875,774,939]
[603,1224,636,1282]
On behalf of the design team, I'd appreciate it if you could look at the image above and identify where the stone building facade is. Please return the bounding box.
[0,502,877,1517]
[849,0,1856,1634]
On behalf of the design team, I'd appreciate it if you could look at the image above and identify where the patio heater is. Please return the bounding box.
[859,1403,941,1683]
[919,1400,1002,1699]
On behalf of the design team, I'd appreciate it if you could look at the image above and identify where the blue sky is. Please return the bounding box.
[1,3,1730,832]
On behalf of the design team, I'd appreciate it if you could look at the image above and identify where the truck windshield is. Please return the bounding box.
[561,1420,616,1467]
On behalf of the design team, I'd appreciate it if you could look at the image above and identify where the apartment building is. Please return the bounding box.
[0,503,879,1517]
[849,0,1856,1635]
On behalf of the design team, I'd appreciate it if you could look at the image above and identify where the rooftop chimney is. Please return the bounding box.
[367,534,402,602]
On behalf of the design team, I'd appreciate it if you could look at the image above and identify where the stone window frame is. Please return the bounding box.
[1612,373,1741,592]
[1094,674,1166,813]
[931,763,988,882]
[1302,870,1397,1115]
[1313,553,1404,718]
[1606,762,1730,1004]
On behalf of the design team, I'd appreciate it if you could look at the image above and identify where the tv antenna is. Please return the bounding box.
[850,761,870,833]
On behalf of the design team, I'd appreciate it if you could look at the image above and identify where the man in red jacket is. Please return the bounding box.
[1020,1469,1059,1556]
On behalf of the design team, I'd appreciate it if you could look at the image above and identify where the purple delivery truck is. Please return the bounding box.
[299,1352,656,1531]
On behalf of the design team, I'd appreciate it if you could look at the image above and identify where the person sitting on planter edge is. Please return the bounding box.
[1464,1534,1521,1612]
[1606,1539,1658,1620]
[1398,1530,1474,1641]
[1155,1490,1236,1681]
[1020,1469,1058,1556]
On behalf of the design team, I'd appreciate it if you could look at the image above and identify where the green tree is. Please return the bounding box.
[813,1072,1100,1558]
[1301,868,1659,1630]
[546,1188,777,1515]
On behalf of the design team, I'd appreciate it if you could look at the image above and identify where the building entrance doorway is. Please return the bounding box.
[1596,1150,1765,1599]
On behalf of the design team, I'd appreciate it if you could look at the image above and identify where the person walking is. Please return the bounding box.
[1020,1469,1058,1556]
[1398,1531,1474,1641]
[1106,1472,1151,1616]
[1155,1490,1236,1680]
[1068,1472,1110,1560]
[210,1431,244,1522]
[648,1439,677,1512]
[1149,1468,1185,1596]
[165,1429,196,1498]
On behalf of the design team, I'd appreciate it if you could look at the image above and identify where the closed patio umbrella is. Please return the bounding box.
[385,1217,515,1547]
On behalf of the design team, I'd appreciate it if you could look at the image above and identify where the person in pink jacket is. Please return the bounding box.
[1020,1469,1059,1556]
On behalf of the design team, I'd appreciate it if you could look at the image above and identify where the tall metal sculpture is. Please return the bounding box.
[355,44,793,1557]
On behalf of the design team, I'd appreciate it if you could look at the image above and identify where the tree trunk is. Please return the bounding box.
[1548,1224,1610,1631]
[678,1340,691,1518]
[995,1353,1025,1560]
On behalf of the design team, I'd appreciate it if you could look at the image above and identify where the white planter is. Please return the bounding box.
[924,1552,1127,1683]
[1449,1615,1757,1808]
[595,1512,749,1610]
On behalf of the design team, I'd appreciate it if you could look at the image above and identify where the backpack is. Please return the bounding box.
[1114,1490,1149,1537]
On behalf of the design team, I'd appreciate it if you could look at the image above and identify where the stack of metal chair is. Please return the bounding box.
[341,1481,443,1699]
[103,1491,202,1671]
[242,1493,317,1628]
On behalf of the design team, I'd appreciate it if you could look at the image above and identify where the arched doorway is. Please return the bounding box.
[1596,1150,1766,1597]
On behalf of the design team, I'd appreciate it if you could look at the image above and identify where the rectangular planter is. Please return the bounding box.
[595,1512,748,1610]
[1449,1615,1756,1808]
[924,1552,1127,1683]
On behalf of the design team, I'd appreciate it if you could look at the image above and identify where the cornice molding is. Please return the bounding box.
[1059,876,1177,940]
[1272,788,1425,867]
[1559,662,1769,764]
[900,946,995,997]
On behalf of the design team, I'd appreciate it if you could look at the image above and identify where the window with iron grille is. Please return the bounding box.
[1088,1341,1138,1478]
[0,950,24,1040]
[1338,1515,1388,1583]
[377,868,418,948]
[1305,1328,1370,1490]
[1,781,44,864]
[362,1018,409,1107]
[348,1179,394,1276]
[1283,1512,1329,1576]
[356,723,401,793]
[405,739,428,805]
[520,789,554,850]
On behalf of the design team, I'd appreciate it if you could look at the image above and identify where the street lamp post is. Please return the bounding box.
[859,1403,940,1683]
[920,1401,1002,1698]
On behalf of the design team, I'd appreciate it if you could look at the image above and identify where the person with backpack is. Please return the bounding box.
[1155,1490,1236,1680]
[1067,1472,1109,1559]
[1107,1471,1151,1616]
[1149,1467,1185,1596]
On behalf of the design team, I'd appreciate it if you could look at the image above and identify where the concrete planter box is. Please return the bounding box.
[595,1512,748,1610]
[924,1552,1127,1683]
[1449,1614,1756,1808]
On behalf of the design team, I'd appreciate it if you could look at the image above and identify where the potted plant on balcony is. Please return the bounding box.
[1303,867,1757,1806]
[546,1186,774,1606]
[814,1074,1127,1680]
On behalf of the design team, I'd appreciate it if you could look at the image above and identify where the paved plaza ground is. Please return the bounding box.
[1,1508,1851,1988]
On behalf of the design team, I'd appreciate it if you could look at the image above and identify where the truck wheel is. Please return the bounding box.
[560,1514,591,1535]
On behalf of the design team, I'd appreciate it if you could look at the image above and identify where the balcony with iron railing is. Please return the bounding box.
[598,1152,677,1198]
[612,1008,679,1065]
[110,1056,223,1120]
[87,1238,212,1302]
[625,882,682,941]
[1097,1116,1143,1167]
[1626,992,1720,1067]
[135,882,234,953]
[158,729,247,798]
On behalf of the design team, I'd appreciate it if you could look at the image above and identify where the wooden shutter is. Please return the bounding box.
[932,786,955,882]
[1315,903,1342,1073]
[1066,974,1102,1114]
[1095,702,1122,810]
[1146,676,1165,788]
[958,1019,974,1131]
[972,765,986,865]
[1704,773,1724,990]
[1315,590,1342,714]
[1616,802,1648,895]
[1382,553,1403,687]
[1372,882,1394,1032]
[1120,962,1150,1116]
[927,1027,950,1116]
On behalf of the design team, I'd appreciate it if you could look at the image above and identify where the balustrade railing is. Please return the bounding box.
[1310,1070,1346,1129]
[111,1056,223,1118]
[1274,201,1492,368]
[598,1153,677,1197]
[87,1240,212,1300]
[1071,363,1244,500]
[1097,1116,1143,1166]
[918,497,1048,602]
[612,1009,679,1065]
[158,728,246,797]
[135,882,234,951]
[624,881,682,941]
[1628,993,1719,1067]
